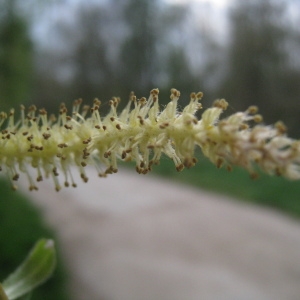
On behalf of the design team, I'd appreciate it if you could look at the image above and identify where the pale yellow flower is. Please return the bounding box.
[0,88,299,191]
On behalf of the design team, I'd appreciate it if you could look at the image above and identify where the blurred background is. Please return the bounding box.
[1,0,300,299]
[1,0,300,133]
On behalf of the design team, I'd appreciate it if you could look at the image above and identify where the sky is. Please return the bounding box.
[62,0,232,8]
[31,0,232,46]
[164,0,231,8]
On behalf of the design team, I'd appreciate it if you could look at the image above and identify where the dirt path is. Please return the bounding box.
[20,168,300,300]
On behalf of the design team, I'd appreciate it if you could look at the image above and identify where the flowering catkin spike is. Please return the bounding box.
[1,88,300,191]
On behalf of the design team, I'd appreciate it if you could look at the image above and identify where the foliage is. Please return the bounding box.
[0,2,32,111]
[120,0,158,95]
[219,0,300,136]
[29,0,300,138]
[2,239,56,300]
[152,150,300,219]
[0,178,70,300]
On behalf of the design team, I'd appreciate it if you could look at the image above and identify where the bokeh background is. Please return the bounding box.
[1,0,300,133]
[1,0,300,299]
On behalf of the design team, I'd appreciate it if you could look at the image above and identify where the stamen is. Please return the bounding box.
[0,88,299,191]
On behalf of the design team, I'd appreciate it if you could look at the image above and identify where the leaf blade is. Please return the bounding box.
[2,239,56,300]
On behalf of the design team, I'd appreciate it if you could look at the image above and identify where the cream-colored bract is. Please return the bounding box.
[0,88,299,191]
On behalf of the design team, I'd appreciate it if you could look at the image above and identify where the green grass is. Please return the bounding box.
[0,178,70,300]
[150,152,300,219]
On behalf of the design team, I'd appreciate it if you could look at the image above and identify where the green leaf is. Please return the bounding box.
[15,293,32,300]
[2,239,56,300]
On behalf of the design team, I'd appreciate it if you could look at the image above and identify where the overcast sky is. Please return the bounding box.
[164,0,231,7]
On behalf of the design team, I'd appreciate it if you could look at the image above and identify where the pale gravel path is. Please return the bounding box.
[19,167,300,300]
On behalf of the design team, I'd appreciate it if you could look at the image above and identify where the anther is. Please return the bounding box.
[176,164,184,172]
[150,88,159,95]
[104,151,111,158]
[93,98,101,106]
[239,123,249,130]
[83,137,91,144]
[247,106,258,114]
[9,109,15,117]
[58,143,68,148]
[213,99,228,110]
[53,168,59,176]
[196,92,203,99]
[39,108,47,115]
[159,122,169,129]
[183,158,195,168]
[253,114,263,123]
[64,124,73,130]
[139,97,147,106]
[12,174,19,181]
[129,92,136,102]
[275,121,287,134]
[29,185,38,191]
[216,158,223,169]
[170,88,180,98]
[42,133,51,140]
[190,92,196,100]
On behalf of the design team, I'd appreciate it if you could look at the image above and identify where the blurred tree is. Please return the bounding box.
[219,0,300,135]
[0,0,33,111]
[30,0,217,110]
[119,0,158,97]
[164,47,199,102]
[31,49,72,111]
[69,5,114,102]
[38,2,124,110]
[156,3,205,103]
